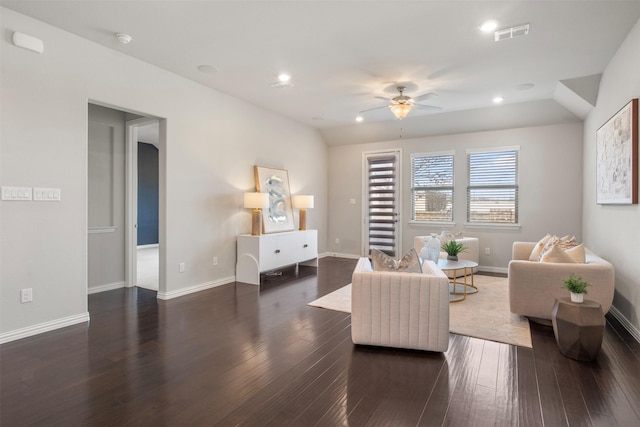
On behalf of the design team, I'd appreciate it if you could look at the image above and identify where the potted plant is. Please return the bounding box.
[441,240,467,261]
[563,273,591,303]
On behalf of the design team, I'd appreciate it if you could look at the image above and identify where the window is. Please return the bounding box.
[411,151,454,222]
[467,147,519,224]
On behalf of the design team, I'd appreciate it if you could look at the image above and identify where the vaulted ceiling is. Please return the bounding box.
[3,1,640,145]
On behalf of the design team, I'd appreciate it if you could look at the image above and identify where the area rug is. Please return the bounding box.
[308,276,532,348]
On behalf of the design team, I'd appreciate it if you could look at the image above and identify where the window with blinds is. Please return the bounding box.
[410,152,454,222]
[367,154,397,257]
[467,148,519,224]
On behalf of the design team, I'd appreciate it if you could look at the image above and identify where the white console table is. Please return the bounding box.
[236,229,318,285]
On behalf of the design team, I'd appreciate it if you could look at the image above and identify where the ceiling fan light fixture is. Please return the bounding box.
[390,103,412,119]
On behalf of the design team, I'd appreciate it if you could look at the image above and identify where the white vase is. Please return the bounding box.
[570,292,584,303]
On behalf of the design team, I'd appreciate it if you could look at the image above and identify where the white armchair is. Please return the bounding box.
[351,257,450,352]
[414,236,480,276]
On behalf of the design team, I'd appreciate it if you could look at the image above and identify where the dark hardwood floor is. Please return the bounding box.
[1,257,639,426]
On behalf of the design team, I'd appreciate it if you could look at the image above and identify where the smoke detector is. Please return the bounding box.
[115,33,132,44]
[494,24,529,42]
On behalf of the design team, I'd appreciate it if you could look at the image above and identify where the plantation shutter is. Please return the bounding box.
[367,154,398,256]
[467,148,519,223]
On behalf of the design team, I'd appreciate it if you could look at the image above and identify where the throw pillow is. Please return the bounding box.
[537,235,578,261]
[540,245,576,263]
[565,243,586,263]
[529,234,551,261]
[371,248,423,273]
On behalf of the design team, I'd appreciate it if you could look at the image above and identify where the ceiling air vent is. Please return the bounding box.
[494,24,530,42]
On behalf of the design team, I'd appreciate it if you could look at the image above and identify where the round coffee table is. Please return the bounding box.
[437,259,479,302]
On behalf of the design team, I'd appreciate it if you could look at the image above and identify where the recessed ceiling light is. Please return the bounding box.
[480,20,498,33]
[278,73,291,83]
[355,116,364,123]
[493,96,504,104]
[197,65,219,74]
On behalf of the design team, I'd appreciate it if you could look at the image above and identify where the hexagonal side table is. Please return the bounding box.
[551,297,605,361]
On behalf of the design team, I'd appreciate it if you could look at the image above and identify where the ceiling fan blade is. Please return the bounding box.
[359,105,389,113]
[374,96,392,101]
[413,104,442,111]
[413,92,438,102]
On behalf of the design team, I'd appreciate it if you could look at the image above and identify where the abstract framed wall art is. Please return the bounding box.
[254,166,295,233]
[596,98,638,204]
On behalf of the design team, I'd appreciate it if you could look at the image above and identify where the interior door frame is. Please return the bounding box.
[125,117,160,289]
[361,149,402,257]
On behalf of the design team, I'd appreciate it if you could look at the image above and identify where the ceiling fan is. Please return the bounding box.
[360,85,441,119]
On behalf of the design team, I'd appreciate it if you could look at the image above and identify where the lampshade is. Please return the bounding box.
[293,195,314,209]
[244,192,269,209]
[390,103,412,119]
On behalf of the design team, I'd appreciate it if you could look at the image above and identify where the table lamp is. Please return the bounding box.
[293,195,314,230]
[244,192,269,236]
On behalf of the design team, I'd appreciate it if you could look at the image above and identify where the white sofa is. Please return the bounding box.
[508,241,615,323]
[351,257,450,352]
[414,236,480,276]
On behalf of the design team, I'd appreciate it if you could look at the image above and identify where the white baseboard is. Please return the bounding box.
[478,265,508,275]
[88,281,125,294]
[157,276,235,300]
[608,305,640,343]
[0,312,90,344]
[326,252,361,260]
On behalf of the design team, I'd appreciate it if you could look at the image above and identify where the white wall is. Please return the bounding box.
[583,18,640,333]
[87,104,126,292]
[328,122,584,271]
[0,8,328,339]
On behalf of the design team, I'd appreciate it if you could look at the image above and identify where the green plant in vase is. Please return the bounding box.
[441,240,467,261]
[563,273,591,303]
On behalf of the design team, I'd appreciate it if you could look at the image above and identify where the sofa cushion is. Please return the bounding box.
[371,248,422,273]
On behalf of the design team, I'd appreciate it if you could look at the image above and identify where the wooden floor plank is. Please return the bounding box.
[1,257,639,427]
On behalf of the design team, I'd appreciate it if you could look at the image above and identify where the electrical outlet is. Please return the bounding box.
[484,248,491,255]
[335,238,340,244]
[213,256,218,266]
[20,288,33,303]
[179,262,185,273]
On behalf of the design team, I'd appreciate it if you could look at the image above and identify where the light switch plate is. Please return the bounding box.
[33,187,61,201]
[1,186,33,201]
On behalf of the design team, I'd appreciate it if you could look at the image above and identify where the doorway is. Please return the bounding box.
[362,150,401,257]
[87,103,165,296]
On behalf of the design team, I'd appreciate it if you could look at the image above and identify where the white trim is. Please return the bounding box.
[326,252,361,260]
[156,276,235,300]
[0,312,90,344]
[137,243,159,249]
[464,222,521,229]
[608,305,640,343]
[409,221,456,227]
[466,145,521,154]
[477,265,508,275]
[410,149,455,159]
[318,252,333,259]
[88,281,125,294]
[88,226,117,234]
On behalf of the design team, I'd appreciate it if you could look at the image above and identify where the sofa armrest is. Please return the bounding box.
[512,241,536,261]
